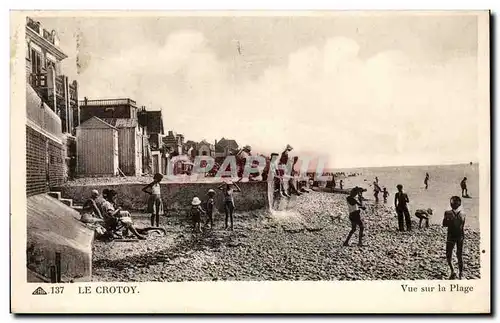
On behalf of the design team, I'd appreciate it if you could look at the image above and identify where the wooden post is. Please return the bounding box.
[50,266,57,283]
[55,252,61,283]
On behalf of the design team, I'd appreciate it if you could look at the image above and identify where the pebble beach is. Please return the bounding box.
[92,191,481,282]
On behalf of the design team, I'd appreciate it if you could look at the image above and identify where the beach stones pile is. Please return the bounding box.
[92,192,481,282]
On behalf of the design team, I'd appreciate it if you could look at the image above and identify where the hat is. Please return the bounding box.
[191,197,201,206]
[243,145,252,151]
[286,144,293,150]
[208,189,216,194]
[91,189,99,196]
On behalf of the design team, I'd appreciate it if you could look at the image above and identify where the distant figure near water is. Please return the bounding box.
[424,173,430,190]
[461,177,470,198]
[373,179,381,203]
[382,187,389,203]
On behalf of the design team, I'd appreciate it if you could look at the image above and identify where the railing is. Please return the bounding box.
[26,17,40,34]
[43,29,55,45]
[29,72,48,89]
[79,98,137,107]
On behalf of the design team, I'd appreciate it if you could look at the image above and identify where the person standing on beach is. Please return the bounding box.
[343,187,367,247]
[394,184,411,231]
[190,197,205,233]
[204,189,216,229]
[218,179,242,230]
[339,180,343,190]
[460,177,469,197]
[373,179,381,203]
[424,173,430,189]
[443,196,466,279]
[382,187,389,204]
[142,173,164,227]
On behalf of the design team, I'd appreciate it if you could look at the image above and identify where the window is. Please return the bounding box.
[31,49,42,73]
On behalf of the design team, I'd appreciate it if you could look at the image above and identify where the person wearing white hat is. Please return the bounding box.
[80,189,104,224]
[218,179,242,230]
[190,196,206,233]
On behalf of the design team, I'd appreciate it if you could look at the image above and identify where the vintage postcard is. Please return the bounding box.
[10,10,491,313]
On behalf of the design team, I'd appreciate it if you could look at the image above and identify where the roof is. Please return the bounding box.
[216,138,239,152]
[101,118,138,128]
[77,116,117,130]
[145,111,164,134]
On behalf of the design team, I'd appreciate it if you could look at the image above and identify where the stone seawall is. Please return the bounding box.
[54,181,271,213]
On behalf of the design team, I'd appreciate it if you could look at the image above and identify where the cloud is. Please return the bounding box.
[78,31,478,168]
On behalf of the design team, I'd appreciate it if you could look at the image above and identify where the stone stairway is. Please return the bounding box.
[47,191,82,211]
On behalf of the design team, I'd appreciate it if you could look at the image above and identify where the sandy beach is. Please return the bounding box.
[92,191,481,282]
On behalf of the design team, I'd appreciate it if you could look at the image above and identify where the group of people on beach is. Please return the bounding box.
[343,175,469,280]
[81,144,305,236]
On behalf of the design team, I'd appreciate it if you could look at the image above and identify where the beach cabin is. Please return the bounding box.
[76,116,118,177]
[102,118,143,176]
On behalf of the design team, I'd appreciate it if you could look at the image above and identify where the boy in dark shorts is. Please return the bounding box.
[443,196,466,280]
[343,187,367,247]
[394,184,411,231]
[205,189,216,229]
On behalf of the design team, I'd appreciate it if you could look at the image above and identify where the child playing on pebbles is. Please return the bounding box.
[190,197,205,233]
[443,196,466,280]
[415,208,433,228]
[343,187,367,247]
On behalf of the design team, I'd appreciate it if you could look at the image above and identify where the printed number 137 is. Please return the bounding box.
[51,286,64,294]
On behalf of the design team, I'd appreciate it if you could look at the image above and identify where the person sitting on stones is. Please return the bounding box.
[415,208,433,228]
[80,189,105,224]
[101,189,146,240]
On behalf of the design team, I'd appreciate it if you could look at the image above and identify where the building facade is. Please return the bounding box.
[25,17,79,196]
[79,98,151,176]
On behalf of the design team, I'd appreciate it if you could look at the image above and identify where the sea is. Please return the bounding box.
[327,163,480,230]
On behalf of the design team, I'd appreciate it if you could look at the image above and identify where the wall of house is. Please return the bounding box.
[54,181,270,213]
[26,126,66,196]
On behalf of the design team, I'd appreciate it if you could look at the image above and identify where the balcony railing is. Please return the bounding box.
[26,17,40,34]
[79,98,137,107]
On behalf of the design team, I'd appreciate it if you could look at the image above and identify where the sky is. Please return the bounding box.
[36,13,480,168]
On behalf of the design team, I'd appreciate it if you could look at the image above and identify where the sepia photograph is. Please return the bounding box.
[11,9,491,313]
